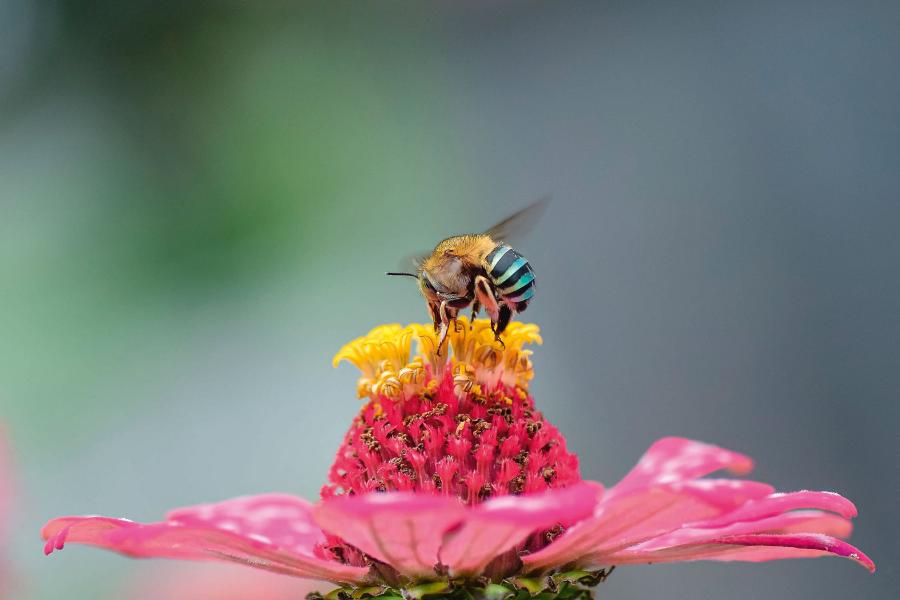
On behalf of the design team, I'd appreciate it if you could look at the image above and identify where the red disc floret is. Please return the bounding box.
[322,369,581,503]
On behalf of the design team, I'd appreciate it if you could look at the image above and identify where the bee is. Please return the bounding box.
[387,197,548,355]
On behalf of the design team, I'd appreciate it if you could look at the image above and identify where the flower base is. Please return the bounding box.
[309,568,615,600]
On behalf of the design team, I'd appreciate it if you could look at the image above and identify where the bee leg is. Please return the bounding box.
[476,275,506,344]
[428,301,441,333]
[469,300,480,329]
[489,320,506,349]
[436,300,452,356]
[474,276,500,323]
[492,304,513,348]
[437,322,449,356]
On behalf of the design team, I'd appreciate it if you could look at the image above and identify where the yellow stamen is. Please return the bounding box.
[333,317,542,401]
[332,324,414,376]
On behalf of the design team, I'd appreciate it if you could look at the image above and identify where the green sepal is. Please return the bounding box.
[403,581,452,599]
[315,567,613,600]
[353,587,391,599]
[506,577,544,596]
[482,583,516,600]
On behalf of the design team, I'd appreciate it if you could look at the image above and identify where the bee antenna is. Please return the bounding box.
[385,271,419,278]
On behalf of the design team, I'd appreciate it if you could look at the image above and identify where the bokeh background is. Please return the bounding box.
[1,1,898,598]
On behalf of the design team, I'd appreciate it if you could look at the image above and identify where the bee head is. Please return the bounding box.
[418,268,442,300]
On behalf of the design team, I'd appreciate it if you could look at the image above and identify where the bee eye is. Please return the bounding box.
[422,275,437,292]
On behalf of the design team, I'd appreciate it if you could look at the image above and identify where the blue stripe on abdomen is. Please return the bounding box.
[506,285,535,303]
[487,245,513,271]
[485,244,536,311]
[501,271,534,294]
[493,257,528,285]
[489,248,517,277]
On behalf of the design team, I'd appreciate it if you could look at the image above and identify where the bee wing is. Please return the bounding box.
[483,195,551,244]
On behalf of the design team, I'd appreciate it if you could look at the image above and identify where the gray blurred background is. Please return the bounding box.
[1,1,898,598]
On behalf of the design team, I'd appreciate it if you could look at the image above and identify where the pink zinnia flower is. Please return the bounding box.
[41,320,874,598]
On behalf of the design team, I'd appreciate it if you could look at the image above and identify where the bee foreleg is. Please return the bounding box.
[436,300,453,356]
[437,321,449,356]
[469,300,480,329]
[428,301,441,333]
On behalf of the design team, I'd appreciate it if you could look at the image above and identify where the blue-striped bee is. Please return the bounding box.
[388,198,547,355]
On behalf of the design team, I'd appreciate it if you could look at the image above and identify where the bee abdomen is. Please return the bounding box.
[484,244,535,311]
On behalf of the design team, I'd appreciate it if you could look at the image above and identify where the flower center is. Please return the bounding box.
[325,318,581,504]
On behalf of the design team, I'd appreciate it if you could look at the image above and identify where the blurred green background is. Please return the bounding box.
[1,1,898,599]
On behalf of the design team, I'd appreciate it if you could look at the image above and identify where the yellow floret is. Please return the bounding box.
[332,324,414,376]
[333,317,542,401]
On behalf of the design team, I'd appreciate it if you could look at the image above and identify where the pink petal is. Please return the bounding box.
[41,495,368,583]
[627,505,856,553]
[776,512,853,537]
[608,533,875,573]
[659,479,774,511]
[609,437,754,499]
[440,482,600,575]
[695,490,857,528]
[313,493,466,577]
[523,479,771,571]
[708,509,853,539]
[526,438,872,574]
[167,494,326,555]
[716,533,873,572]
[620,490,859,553]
